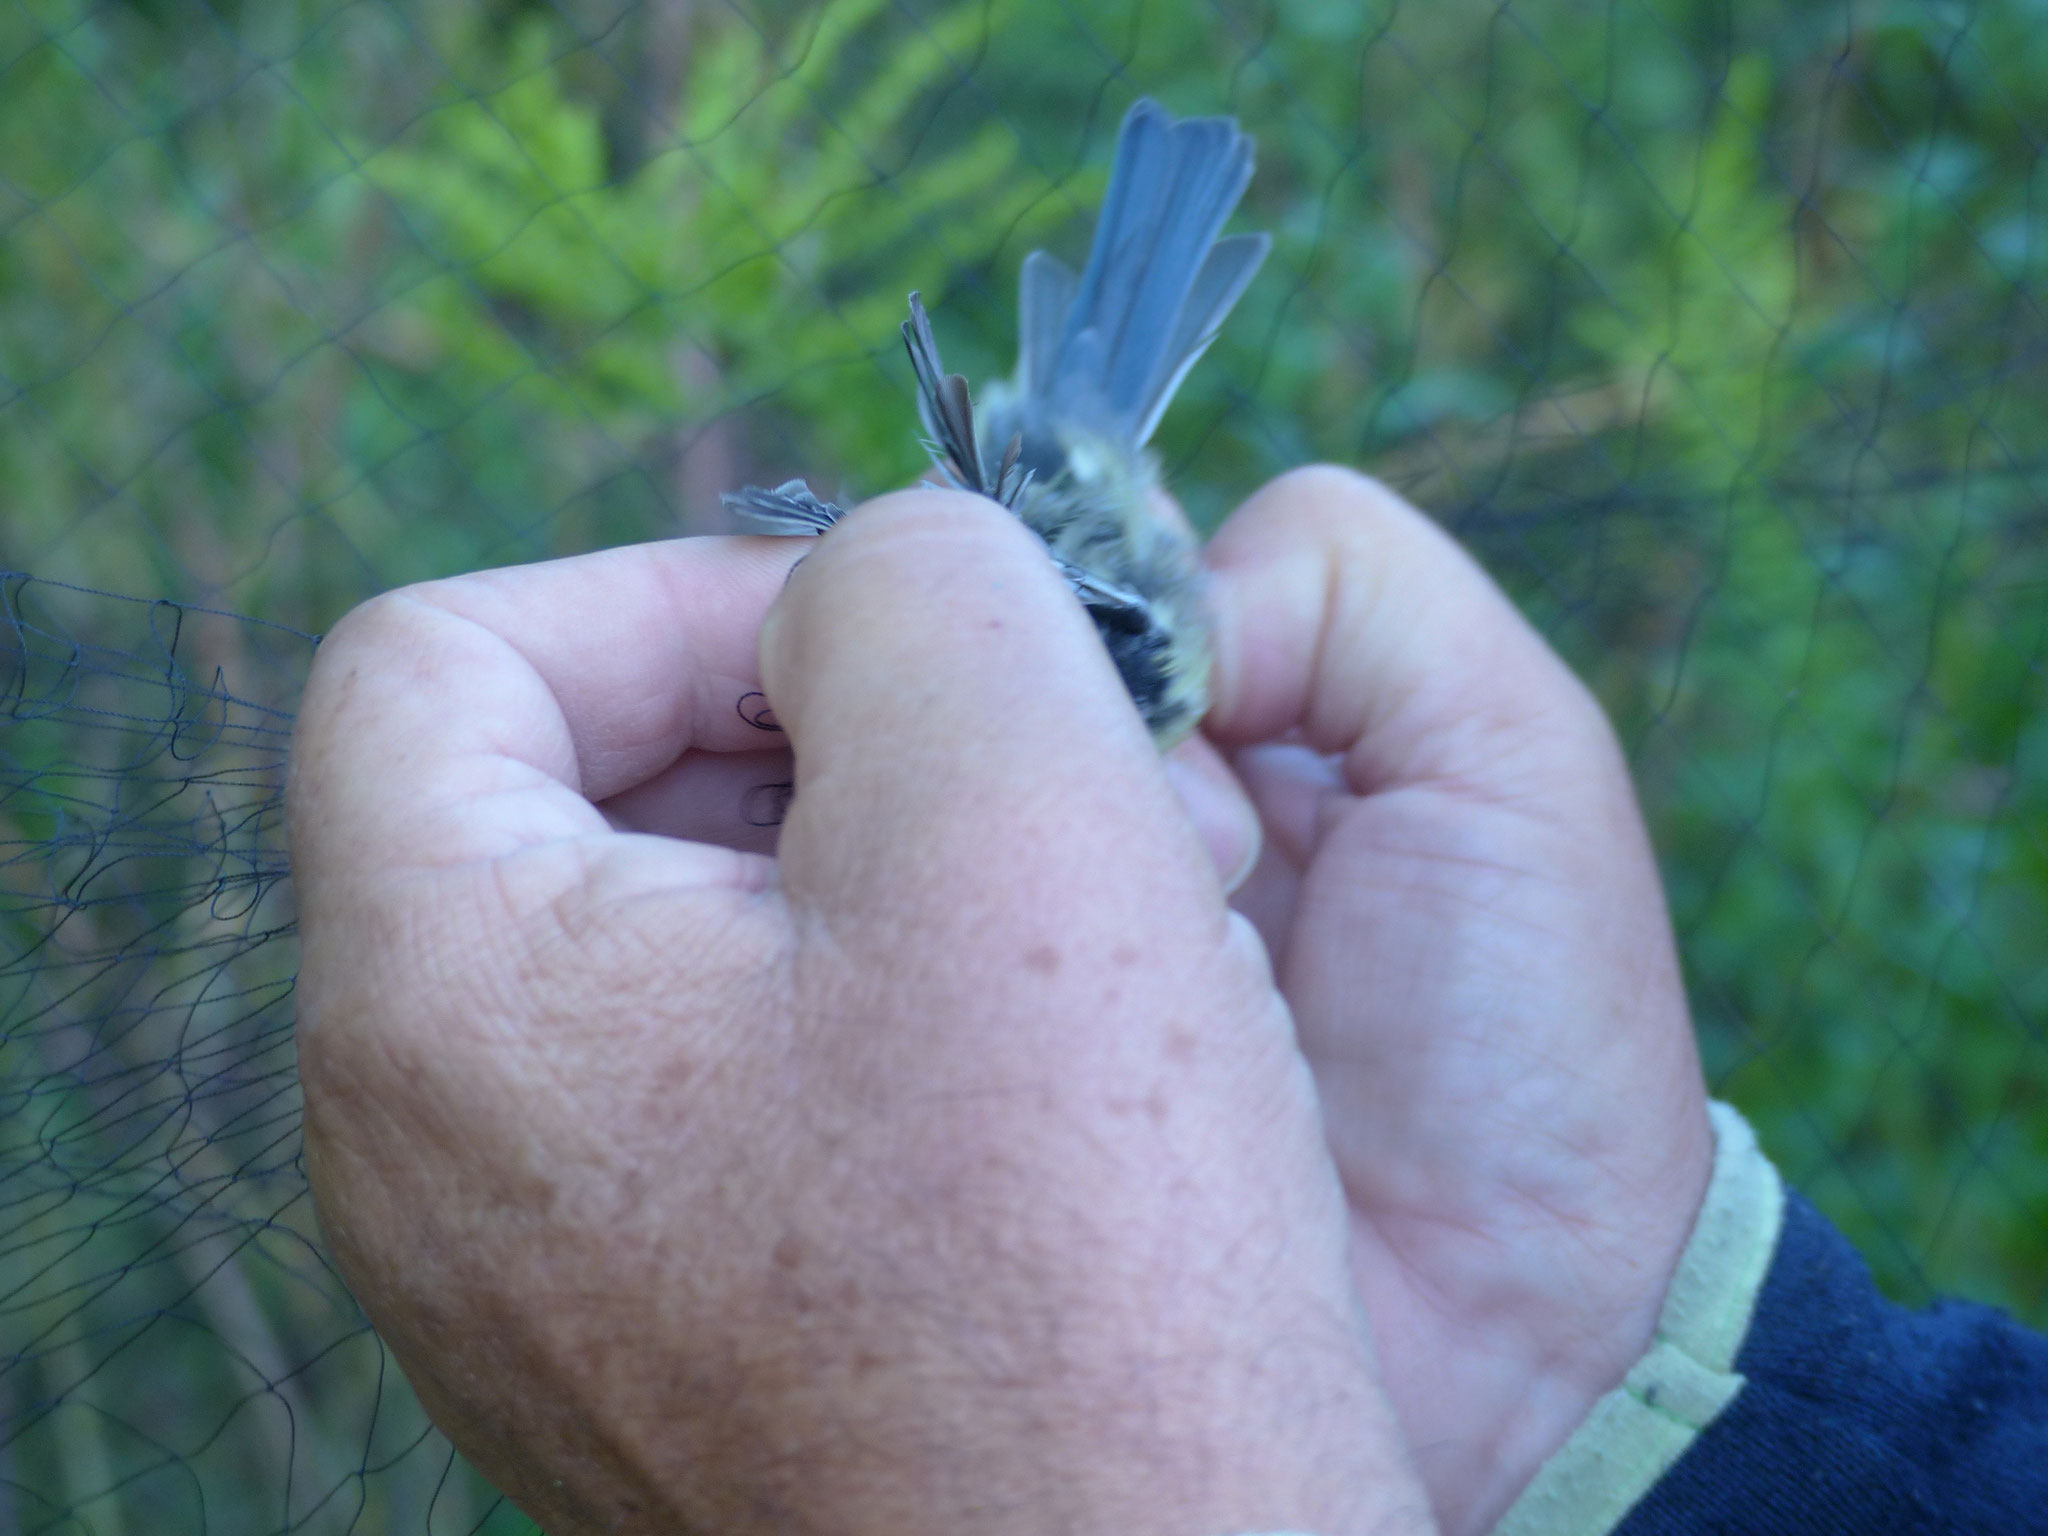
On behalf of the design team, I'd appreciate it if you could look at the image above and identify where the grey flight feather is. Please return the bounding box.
[1050,553,1151,620]
[902,292,1030,507]
[721,479,848,534]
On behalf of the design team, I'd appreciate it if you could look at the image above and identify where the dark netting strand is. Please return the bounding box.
[3,0,2045,1528]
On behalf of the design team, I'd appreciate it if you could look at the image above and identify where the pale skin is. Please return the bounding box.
[289,467,1714,1536]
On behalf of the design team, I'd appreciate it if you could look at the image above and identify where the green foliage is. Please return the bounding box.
[361,3,1060,490]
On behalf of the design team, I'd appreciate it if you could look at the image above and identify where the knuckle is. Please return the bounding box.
[1270,462,1412,524]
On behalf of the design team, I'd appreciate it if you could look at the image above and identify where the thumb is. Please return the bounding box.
[757,489,1229,941]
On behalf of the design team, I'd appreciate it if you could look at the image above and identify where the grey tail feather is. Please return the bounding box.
[1130,230,1270,444]
[722,480,848,535]
[1016,249,1077,401]
[1029,98,1267,445]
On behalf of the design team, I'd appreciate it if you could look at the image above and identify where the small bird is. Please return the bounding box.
[724,98,1269,747]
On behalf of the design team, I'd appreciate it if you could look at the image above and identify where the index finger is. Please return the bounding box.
[1202,465,1616,797]
[288,536,806,882]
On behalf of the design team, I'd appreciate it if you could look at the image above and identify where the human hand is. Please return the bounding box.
[288,490,1432,1536]
[1204,469,1715,1535]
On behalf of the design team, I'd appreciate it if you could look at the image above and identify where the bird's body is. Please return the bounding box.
[725,99,1268,747]
[978,407,1208,744]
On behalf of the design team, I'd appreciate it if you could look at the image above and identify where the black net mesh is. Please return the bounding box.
[3,0,2044,1528]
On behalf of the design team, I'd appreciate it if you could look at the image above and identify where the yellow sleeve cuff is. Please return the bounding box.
[1487,1101,1785,1536]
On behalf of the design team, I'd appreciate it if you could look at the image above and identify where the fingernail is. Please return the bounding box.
[1164,753,1264,895]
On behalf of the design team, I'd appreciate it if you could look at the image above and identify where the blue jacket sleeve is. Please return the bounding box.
[1617,1188,2048,1534]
